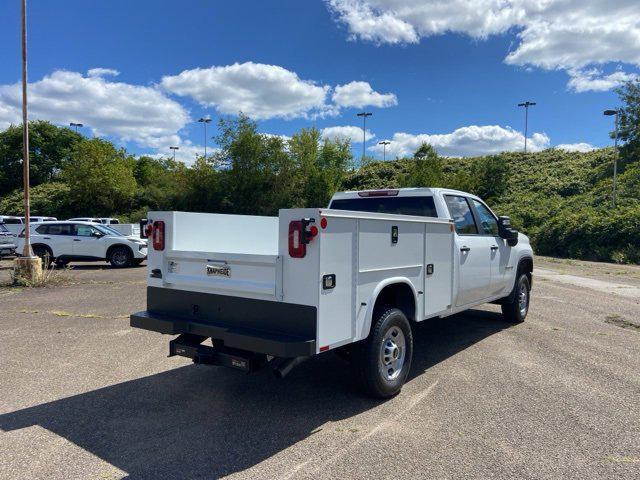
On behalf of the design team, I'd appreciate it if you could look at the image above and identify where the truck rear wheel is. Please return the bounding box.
[355,308,413,398]
[501,273,530,323]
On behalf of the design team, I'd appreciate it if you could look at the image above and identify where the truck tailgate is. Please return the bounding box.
[162,250,283,300]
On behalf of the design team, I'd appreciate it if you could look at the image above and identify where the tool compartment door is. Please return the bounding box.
[424,222,454,318]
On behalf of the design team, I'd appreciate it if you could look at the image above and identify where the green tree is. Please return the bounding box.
[62,138,138,215]
[616,79,640,162]
[468,155,510,202]
[215,115,294,215]
[0,121,82,195]
[289,128,353,208]
[0,182,72,218]
[402,143,444,187]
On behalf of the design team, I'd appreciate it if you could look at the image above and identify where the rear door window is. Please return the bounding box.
[45,224,73,235]
[444,196,478,234]
[329,196,438,217]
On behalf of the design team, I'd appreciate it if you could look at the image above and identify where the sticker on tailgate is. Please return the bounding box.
[206,263,231,277]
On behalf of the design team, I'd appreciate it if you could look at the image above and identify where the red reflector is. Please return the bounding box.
[309,225,318,237]
[320,217,327,229]
[288,221,306,258]
[152,221,165,251]
[319,345,330,352]
[357,189,399,197]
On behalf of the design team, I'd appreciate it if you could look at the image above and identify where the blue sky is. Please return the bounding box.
[1,0,638,163]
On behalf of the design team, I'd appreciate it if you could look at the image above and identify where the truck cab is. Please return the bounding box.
[131,188,533,398]
[329,188,532,311]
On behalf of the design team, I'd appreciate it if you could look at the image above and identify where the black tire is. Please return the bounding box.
[501,273,531,323]
[354,308,413,399]
[55,258,70,268]
[108,246,132,268]
[132,258,144,267]
[32,245,53,267]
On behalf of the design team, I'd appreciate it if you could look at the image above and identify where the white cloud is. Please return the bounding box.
[87,68,120,78]
[368,125,550,158]
[567,68,638,93]
[321,125,375,144]
[161,62,333,120]
[0,70,190,149]
[554,142,596,152]
[326,1,640,91]
[332,81,397,108]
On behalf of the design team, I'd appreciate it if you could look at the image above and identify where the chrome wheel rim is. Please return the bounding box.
[379,326,406,381]
[518,278,529,317]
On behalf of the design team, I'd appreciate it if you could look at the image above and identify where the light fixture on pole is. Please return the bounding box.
[517,101,536,153]
[378,140,391,161]
[356,112,372,162]
[169,146,179,162]
[604,109,620,208]
[198,117,212,160]
[69,122,83,134]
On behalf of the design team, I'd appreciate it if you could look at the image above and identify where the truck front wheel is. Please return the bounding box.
[355,308,413,398]
[501,273,530,323]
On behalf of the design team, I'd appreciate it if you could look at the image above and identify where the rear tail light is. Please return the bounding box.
[288,221,306,258]
[152,221,165,251]
[288,218,319,258]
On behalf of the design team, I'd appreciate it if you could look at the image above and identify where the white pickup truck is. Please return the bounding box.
[131,188,533,397]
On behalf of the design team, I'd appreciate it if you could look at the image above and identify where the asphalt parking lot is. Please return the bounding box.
[0,257,639,479]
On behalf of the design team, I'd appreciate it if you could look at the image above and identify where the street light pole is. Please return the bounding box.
[20,0,33,258]
[604,109,620,208]
[517,101,536,153]
[198,117,211,160]
[356,112,372,162]
[170,146,179,162]
[378,140,390,161]
[69,122,83,134]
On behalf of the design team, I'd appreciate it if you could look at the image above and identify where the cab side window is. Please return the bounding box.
[44,224,73,235]
[444,195,478,234]
[472,199,499,236]
[35,225,49,234]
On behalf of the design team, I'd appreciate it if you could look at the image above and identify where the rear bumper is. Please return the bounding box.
[130,310,316,357]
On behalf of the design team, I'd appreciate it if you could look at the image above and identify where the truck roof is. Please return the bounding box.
[330,187,477,201]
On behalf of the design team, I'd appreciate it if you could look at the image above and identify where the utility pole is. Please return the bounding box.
[169,146,179,162]
[69,122,83,133]
[517,101,536,153]
[198,117,211,160]
[378,140,390,161]
[20,0,33,258]
[356,112,372,162]
[604,109,620,208]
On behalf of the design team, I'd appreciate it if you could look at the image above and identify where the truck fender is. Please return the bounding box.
[358,277,419,341]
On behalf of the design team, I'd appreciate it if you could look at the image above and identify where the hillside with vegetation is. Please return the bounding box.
[1,82,639,264]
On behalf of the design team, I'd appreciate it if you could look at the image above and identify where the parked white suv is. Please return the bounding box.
[16,221,147,268]
[0,223,17,257]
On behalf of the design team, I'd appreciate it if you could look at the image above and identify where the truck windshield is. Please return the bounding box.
[329,196,438,217]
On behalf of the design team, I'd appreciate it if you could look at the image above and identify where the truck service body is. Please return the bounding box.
[131,188,533,397]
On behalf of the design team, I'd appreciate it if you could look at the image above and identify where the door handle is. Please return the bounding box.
[460,246,471,252]
[490,245,499,251]
[43,237,51,240]
[73,239,81,242]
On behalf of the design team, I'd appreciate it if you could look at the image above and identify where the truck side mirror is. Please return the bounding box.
[498,216,519,246]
